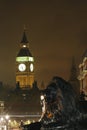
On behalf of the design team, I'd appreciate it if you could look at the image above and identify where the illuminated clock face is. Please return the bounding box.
[30,63,34,72]
[18,63,26,72]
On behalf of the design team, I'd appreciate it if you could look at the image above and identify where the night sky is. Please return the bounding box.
[0,0,87,87]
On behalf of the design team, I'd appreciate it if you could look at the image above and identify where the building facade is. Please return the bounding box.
[78,50,87,100]
[16,30,34,89]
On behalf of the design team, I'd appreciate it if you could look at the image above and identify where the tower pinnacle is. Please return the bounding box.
[21,27,28,44]
[69,57,77,81]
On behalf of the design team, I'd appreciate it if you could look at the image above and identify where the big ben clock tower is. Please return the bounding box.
[16,30,34,89]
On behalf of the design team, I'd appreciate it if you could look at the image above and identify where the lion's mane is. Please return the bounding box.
[41,76,79,127]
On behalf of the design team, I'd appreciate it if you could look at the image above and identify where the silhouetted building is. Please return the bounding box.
[3,85,41,115]
[69,57,80,100]
[0,101,4,114]
[0,81,3,88]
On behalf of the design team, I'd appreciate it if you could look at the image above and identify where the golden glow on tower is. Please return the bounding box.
[78,55,87,100]
[16,30,34,89]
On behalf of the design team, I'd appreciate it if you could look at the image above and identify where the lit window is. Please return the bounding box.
[23,45,26,48]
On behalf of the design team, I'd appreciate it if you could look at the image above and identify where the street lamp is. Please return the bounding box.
[5,115,9,120]
[5,115,10,130]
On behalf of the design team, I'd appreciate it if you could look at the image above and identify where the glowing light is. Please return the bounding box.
[29,57,34,61]
[16,57,34,62]
[18,63,26,72]
[40,95,44,100]
[0,117,4,121]
[5,115,9,120]
[23,45,27,48]
[30,63,34,72]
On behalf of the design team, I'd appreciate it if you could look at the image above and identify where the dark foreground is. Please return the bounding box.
[23,76,87,130]
[23,118,87,130]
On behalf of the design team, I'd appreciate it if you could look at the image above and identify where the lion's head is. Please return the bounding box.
[40,76,79,127]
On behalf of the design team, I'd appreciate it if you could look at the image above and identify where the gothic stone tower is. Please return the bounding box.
[69,57,80,100]
[16,30,34,89]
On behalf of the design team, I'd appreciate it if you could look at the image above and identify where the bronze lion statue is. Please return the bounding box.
[40,76,80,129]
[23,76,87,130]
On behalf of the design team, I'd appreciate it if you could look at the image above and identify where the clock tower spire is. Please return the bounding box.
[16,29,34,89]
[21,27,28,44]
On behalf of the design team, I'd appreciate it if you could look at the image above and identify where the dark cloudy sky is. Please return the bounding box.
[0,0,87,87]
